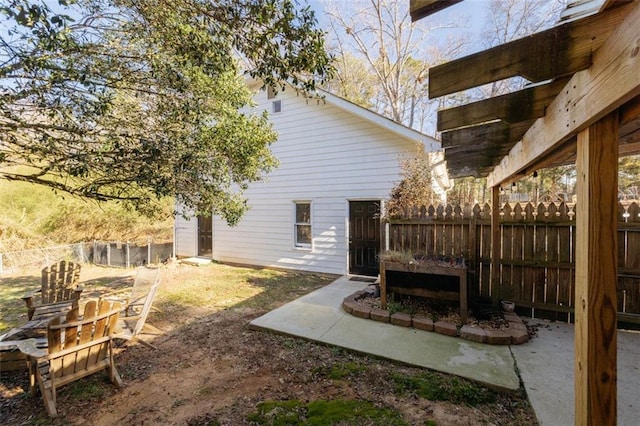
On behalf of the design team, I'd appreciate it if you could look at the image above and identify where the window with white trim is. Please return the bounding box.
[294,201,312,248]
[272,99,282,113]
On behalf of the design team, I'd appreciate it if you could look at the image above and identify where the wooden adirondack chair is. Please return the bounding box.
[16,300,123,418]
[101,267,163,349]
[114,281,162,349]
[22,261,83,320]
[101,266,160,314]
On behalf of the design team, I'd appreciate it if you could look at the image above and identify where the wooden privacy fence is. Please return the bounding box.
[385,202,640,324]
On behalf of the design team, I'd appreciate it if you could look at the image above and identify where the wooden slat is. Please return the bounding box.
[79,301,97,371]
[429,3,634,98]
[511,204,525,302]
[410,0,462,21]
[442,119,536,178]
[92,301,111,366]
[490,187,501,303]
[488,2,640,187]
[574,112,618,426]
[557,203,574,310]
[61,307,79,377]
[438,78,569,132]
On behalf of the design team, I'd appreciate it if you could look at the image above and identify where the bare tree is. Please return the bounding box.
[324,0,468,136]
[479,0,567,96]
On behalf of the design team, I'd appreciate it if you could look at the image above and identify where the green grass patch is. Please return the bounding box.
[66,375,108,401]
[157,263,336,313]
[247,399,407,425]
[391,371,497,406]
[0,273,37,332]
[313,361,368,380]
[329,362,368,380]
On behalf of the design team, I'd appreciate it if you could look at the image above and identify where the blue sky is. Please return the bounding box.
[308,0,489,57]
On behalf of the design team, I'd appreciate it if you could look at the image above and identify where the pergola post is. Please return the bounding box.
[574,111,618,425]
[490,185,501,303]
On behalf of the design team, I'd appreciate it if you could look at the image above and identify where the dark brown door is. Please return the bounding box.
[197,215,212,257]
[349,201,381,276]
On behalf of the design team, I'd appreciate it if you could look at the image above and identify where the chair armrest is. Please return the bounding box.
[16,338,48,359]
[21,289,42,307]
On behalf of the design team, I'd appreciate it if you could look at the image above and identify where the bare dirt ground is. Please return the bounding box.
[1,262,537,425]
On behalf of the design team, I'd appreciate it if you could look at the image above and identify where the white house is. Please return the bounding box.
[174,85,446,276]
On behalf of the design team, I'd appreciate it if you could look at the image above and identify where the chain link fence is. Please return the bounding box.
[89,240,173,268]
[0,239,173,275]
[0,243,87,275]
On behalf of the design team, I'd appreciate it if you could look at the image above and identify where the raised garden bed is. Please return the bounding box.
[380,260,468,322]
[342,286,530,345]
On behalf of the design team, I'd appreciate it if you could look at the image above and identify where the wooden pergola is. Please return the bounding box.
[410,0,640,425]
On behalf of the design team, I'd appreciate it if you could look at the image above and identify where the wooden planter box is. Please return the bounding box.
[380,261,468,322]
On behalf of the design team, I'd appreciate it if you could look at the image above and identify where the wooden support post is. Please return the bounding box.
[490,186,501,303]
[575,112,618,426]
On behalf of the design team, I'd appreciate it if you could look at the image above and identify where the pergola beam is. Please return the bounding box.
[487,2,640,187]
[437,79,568,132]
[409,0,462,21]
[428,3,633,98]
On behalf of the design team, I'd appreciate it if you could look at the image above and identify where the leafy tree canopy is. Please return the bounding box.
[0,0,333,225]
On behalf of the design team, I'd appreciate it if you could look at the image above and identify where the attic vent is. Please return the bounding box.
[272,100,282,113]
[267,86,277,99]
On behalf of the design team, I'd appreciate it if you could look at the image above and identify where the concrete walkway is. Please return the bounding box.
[250,276,640,425]
[250,276,520,390]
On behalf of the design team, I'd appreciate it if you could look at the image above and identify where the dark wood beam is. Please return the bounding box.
[437,79,569,131]
[428,3,634,98]
[487,2,640,187]
[410,0,462,21]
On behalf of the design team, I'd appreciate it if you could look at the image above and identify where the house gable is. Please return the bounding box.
[176,85,444,275]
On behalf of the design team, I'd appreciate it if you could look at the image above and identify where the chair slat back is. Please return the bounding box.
[131,283,160,336]
[127,267,161,314]
[47,300,121,380]
[41,261,81,304]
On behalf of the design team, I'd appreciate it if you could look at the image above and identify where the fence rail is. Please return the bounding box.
[386,201,640,323]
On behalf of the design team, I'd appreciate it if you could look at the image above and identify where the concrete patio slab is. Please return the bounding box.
[511,319,640,426]
[251,275,640,424]
[250,276,520,391]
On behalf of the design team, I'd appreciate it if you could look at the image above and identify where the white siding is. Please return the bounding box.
[208,88,422,275]
[174,208,198,258]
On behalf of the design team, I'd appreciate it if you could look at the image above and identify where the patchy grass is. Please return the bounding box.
[156,263,337,314]
[391,371,498,406]
[247,399,407,426]
[314,361,369,380]
[0,273,38,332]
[1,263,536,425]
[67,375,109,401]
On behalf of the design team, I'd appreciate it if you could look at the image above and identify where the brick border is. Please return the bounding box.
[342,289,529,345]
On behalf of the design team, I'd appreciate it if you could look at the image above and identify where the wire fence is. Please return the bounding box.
[89,240,173,268]
[0,239,174,275]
